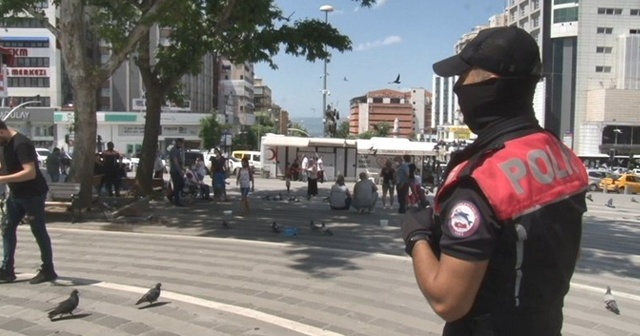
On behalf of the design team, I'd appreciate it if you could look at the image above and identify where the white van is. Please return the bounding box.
[231,151,262,170]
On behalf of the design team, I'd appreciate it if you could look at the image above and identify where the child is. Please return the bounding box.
[236,157,254,215]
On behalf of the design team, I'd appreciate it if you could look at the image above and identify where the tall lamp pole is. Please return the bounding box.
[320,4,334,137]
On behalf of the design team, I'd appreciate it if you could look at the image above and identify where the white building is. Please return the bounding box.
[54,111,209,156]
[506,0,546,129]
[546,0,640,155]
[0,2,66,107]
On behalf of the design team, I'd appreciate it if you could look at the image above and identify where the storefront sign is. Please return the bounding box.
[8,48,28,57]
[119,125,145,135]
[0,110,30,120]
[161,125,199,136]
[9,68,48,77]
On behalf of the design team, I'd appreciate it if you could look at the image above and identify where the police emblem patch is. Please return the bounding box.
[448,202,481,238]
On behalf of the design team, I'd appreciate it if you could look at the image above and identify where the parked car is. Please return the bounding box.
[35,148,51,166]
[587,169,608,191]
[600,173,640,194]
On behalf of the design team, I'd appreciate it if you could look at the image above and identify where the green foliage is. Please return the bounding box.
[358,130,375,139]
[334,120,351,139]
[372,122,392,137]
[288,122,310,137]
[199,115,229,150]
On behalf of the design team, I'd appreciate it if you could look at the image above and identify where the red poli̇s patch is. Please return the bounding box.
[448,201,482,238]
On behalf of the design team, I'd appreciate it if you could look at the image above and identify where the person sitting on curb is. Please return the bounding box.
[352,172,378,214]
[329,175,351,210]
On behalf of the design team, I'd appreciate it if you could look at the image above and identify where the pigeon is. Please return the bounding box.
[632,197,638,203]
[343,76,348,81]
[272,222,281,233]
[310,220,325,231]
[222,221,231,229]
[585,194,593,202]
[605,198,615,208]
[136,283,162,306]
[388,74,401,84]
[604,286,620,315]
[323,229,334,236]
[48,289,79,320]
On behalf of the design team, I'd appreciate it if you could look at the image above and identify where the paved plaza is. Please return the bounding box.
[0,178,638,335]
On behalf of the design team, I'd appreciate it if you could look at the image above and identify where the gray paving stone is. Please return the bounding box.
[21,325,58,336]
[0,318,37,332]
[119,322,154,335]
[93,315,131,328]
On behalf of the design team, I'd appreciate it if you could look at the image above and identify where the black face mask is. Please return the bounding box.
[453,77,537,133]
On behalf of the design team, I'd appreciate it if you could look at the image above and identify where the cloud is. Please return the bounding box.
[354,35,402,51]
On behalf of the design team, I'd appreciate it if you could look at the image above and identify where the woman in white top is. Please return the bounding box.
[329,175,351,210]
[236,157,254,215]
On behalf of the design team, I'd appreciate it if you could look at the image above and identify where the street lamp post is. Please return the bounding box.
[613,128,622,168]
[2,100,42,122]
[320,4,334,137]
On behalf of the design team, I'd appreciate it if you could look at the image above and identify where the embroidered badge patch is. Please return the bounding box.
[448,201,481,238]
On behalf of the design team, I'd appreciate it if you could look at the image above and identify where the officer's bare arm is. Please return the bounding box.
[411,242,489,322]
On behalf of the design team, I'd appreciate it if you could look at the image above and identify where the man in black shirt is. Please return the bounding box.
[0,120,57,284]
[101,142,122,197]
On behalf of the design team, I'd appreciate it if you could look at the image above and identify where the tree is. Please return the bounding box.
[199,115,228,150]
[335,120,350,138]
[0,0,173,205]
[132,0,377,194]
[289,123,311,137]
[372,122,392,137]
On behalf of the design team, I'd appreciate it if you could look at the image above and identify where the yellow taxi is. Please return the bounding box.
[599,173,640,194]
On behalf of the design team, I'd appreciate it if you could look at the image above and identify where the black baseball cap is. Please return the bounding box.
[433,26,541,78]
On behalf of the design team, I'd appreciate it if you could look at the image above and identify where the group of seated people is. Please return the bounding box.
[329,172,378,214]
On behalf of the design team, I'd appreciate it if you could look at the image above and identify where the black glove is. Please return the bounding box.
[401,206,436,256]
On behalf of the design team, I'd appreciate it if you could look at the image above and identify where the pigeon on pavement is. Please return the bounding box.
[632,197,638,203]
[310,220,325,231]
[604,286,620,315]
[586,194,593,202]
[222,221,231,229]
[605,198,615,208]
[136,283,162,306]
[48,289,79,320]
[272,222,281,233]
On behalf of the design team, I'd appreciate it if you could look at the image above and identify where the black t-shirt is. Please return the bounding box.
[435,178,584,335]
[101,150,121,173]
[3,133,49,197]
[210,156,226,174]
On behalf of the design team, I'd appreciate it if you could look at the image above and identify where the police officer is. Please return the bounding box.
[401,26,588,336]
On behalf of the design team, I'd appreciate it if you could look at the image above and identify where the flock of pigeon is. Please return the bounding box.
[47,283,163,321]
[584,193,640,209]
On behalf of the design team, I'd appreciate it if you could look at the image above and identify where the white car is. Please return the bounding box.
[35,148,51,166]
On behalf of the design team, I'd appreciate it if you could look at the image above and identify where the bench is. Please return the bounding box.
[46,176,102,223]
[46,182,82,223]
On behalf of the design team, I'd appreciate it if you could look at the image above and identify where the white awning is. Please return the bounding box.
[357,138,437,156]
[262,136,309,147]
[308,138,357,147]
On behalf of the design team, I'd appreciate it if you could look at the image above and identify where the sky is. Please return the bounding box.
[255,0,507,119]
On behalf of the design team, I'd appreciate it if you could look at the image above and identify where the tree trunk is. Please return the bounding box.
[58,0,98,207]
[134,91,163,195]
[68,87,98,206]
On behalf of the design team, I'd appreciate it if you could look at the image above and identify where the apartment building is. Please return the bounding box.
[0,2,66,148]
[544,0,640,155]
[349,88,432,139]
[101,26,216,115]
[216,58,255,128]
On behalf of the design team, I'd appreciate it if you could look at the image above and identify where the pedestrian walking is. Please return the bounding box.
[0,120,58,284]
